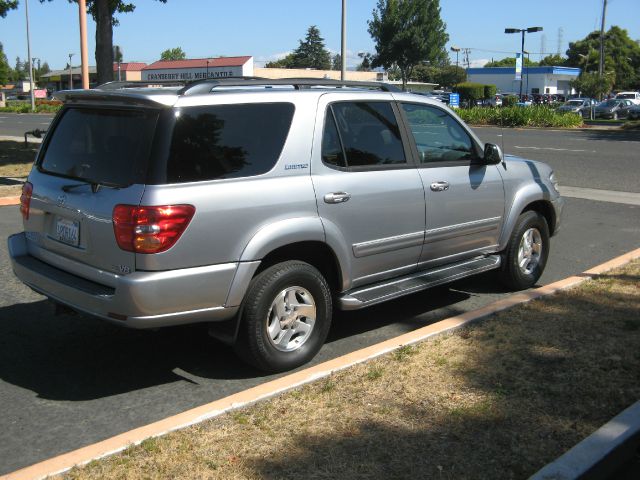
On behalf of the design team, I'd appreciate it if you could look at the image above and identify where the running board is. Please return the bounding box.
[338,255,501,310]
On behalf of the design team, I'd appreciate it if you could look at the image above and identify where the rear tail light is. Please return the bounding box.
[20,182,33,221]
[113,204,195,254]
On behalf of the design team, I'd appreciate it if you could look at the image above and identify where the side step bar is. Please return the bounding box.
[338,255,501,310]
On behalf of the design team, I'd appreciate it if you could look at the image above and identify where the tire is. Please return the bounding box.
[499,211,550,291]
[234,261,332,372]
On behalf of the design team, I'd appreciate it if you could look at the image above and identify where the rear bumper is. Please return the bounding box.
[8,233,245,328]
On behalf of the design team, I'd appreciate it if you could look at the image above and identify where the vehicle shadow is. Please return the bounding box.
[0,275,508,402]
[578,129,640,143]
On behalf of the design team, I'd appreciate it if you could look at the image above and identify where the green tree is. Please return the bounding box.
[265,26,332,70]
[436,65,466,88]
[357,52,373,71]
[538,54,565,66]
[291,25,331,70]
[484,56,538,67]
[571,71,615,100]
[332,53,341,71]
[368,0,449,90]
[566,26,640,90]
[0,0,18,17]
[0,42,11,85]
[160,47,186,61]
[41,1,168,85]
[265,55,295,69]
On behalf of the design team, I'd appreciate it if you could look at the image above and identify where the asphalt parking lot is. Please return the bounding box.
[0,124,639,475]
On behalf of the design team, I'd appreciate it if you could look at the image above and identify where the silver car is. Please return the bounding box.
[9,78,563,372]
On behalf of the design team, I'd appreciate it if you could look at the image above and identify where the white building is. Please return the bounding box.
[466,66,581,96]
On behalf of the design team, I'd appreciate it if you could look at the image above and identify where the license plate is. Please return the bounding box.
[55,217,79,246]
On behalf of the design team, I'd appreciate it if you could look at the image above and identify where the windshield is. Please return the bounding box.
[599,100,618,108]
[40,108,159,186]
[565,100,583,106]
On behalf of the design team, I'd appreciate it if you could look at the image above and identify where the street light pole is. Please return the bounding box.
[505,26,543,100]
[450,46,460,68]
[341,0,346,81]
[68,53,75,90]
[523,50,530,98]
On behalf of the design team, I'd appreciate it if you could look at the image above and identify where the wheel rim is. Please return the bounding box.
[517,227,543,276]
[266,286,316,352]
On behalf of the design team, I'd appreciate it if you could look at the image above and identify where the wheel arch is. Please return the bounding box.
[499,191,557,250]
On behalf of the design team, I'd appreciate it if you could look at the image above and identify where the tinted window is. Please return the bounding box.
[321,111,347,167]
[40,108,158,186]
[401,103,474,163]
[329,102,406,167]
[167,103,294,182]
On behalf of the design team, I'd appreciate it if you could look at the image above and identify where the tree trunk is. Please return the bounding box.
[95,0,113,85]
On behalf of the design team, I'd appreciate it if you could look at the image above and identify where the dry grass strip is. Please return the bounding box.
[61,261,640,480]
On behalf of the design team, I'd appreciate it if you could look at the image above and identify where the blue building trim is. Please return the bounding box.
[467,66,580,76]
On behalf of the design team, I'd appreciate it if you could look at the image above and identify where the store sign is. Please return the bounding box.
[142,66,244,81]
[515,53,522,81]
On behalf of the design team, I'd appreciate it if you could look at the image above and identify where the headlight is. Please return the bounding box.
[549,171,560,193]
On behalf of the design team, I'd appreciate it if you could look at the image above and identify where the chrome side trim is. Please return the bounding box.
[425,216,502,244]
[352,231,424,258]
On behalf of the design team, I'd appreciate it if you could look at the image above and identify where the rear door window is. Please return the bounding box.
[40,108,158,186]
[166,103,294,182]
[324,102,406,167]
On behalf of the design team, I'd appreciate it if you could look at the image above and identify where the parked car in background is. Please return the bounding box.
[615,91,640,105]
[628,104,640,120]
[557,98,595,118]
[594,99,634,119]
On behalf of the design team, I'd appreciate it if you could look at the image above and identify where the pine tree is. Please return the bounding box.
[292,26,332,70]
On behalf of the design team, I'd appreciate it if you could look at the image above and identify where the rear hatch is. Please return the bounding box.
[23,105,161,276]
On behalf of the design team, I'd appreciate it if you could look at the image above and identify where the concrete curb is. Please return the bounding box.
[529,401,640,480]
[2,247,640,480]
[0,196,20,207]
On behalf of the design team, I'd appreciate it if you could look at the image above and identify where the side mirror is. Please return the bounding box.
[483,143,503,165]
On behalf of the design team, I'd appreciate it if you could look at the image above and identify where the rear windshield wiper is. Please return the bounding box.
[61,180,122,193]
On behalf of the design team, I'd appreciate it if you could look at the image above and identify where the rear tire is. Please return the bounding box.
[234,261,332,372]
[499,211,550,290]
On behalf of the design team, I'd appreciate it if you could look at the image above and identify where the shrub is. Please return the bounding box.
[453,82,485,105]
[457,105,583,128]
[483,84,497,99]
[502,95,519,107]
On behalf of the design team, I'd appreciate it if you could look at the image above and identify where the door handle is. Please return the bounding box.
[324,192,351,204]
[430,181,449,192]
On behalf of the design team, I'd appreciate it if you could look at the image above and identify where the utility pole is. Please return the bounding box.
[598,0,607,79]
[25,0,35,112]
[79,0,89,89]
[341,0,346,81]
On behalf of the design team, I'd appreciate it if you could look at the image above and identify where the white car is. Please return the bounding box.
[615,92,640,105]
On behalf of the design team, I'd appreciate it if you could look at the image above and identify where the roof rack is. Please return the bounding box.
[178,77,400,96]
[95,80,188,90]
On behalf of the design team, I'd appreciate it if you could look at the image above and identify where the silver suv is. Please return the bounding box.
[9,79,563,372]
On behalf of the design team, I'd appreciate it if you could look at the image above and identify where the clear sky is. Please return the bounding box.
[1,0,639,71]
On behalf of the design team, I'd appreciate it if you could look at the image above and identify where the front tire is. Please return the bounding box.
[235,261,332,372]
[499,211,550,290]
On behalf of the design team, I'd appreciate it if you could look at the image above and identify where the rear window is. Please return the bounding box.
[166,103,294,183]
[40,108,158,186]
[616,93,636,99]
